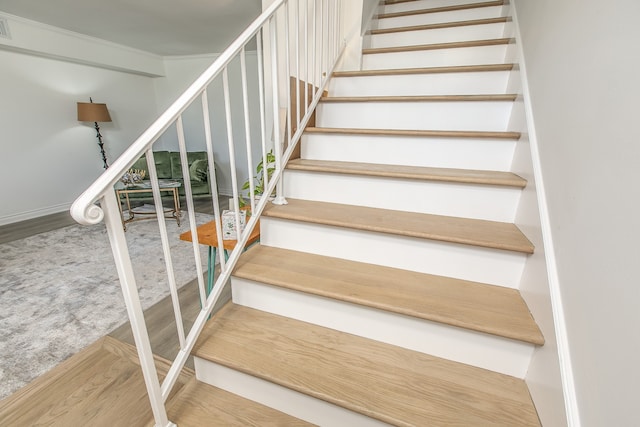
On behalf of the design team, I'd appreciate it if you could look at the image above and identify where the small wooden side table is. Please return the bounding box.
[179,213,260,297]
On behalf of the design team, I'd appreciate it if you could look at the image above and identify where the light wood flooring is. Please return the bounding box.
[0,336,193,427]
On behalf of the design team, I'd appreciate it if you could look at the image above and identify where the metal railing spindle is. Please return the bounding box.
[222,67,244,238]
[240,48,256,215]
[177,116,207,308]
[201,89,227,271]
[145,149,186,349]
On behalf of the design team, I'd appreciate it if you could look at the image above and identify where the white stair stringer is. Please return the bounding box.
[260,217,527,288]
[301,132,517,171]
[194,360,388,427]
[283,169,521,222]
[316,99,512,131]
[380,0,496,15]
[329,68,511,96]
[374,5,506,30]
[368,21,510,49]
[231,277,535,378]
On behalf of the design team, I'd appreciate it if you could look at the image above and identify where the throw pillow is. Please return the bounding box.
[189,159,208,182]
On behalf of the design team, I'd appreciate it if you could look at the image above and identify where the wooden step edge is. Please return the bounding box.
[320,94,517,103]
[234,245,545,345]
[376,0,506,20]
[363,37,513,55]
[195,303,541,426]
[165,376,314,425]
[332,63,514,78]
[286,158,527,188]
[263,199,535,254]
[369,16,509,35]
[304,126,522,140]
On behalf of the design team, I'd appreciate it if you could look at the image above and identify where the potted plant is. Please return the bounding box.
[239,149,276,209]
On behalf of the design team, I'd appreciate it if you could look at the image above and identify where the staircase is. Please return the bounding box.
[175,0,545,425]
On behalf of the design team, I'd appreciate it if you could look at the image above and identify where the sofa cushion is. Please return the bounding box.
[153,151,172,179]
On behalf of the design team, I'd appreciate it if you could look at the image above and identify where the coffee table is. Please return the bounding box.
[115,180,181,230]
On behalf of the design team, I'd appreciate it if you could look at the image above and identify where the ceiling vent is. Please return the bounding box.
[0,17,11,39]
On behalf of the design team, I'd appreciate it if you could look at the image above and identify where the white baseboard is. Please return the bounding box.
[0,202,72,226]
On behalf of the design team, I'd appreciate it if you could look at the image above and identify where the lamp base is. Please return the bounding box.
[94,121,108,169]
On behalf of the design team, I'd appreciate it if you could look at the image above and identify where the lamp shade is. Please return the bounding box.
[77,102,112,122]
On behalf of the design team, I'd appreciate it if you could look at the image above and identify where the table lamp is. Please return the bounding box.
[77,98,112,169]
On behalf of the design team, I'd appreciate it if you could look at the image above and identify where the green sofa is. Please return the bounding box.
[129,151,211,197]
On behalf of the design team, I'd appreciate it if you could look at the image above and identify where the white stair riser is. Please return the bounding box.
[329,71,511,96]
[283,170,521,222]
[368,22,509,49]
[195,360,388,427]
[363,44,509,69]
[232,278,534,378]
[260,218,527,288]
[381,0,496,15]
[374,5,506,30]
[316,101,512,131]
[301,133,517,171]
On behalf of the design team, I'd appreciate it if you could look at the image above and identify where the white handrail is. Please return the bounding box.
[70,1,349,425]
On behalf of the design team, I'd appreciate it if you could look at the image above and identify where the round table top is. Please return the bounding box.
[115,180,182,190]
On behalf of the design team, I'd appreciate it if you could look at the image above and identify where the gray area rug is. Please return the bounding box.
[0,213,211,400]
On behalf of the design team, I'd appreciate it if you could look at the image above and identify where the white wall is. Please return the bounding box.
[513,0,640,425]
[0,49,158,224]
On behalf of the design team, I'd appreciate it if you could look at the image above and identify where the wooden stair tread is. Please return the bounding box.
[377,0,506,19]
[263,198,534,254]
[166,377,313,426]
[286,158,527,188]
[363,38,513,55]
[194,303,541,426]
[235,245,544,345]
[320,94,517,102]
[305,126,521,139]
[370,16,509,35]
[332,63,514,78]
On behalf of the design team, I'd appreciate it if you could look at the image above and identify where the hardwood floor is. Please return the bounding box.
[0,211,75,244]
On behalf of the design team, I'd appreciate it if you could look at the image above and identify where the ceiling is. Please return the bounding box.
[0,0,263,56]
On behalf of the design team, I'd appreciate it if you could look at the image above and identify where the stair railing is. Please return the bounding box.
[70,0,345,425]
